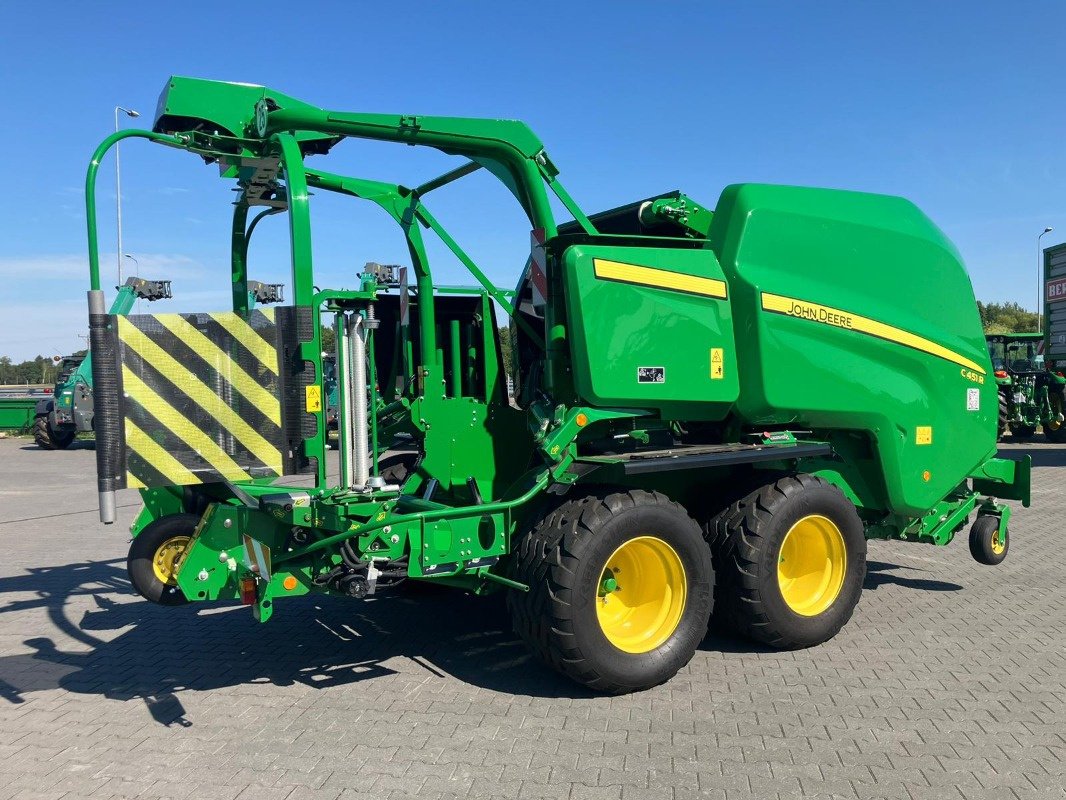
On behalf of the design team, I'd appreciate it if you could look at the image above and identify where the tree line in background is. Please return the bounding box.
[0,303,1042,385]
[0,351,86,386]
[977,301,1039,334]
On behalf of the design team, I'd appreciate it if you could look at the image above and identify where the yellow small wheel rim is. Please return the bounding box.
[991,529,1006,555]
[596,536,687,654]
[777,515,847,617]
[152,536,191,585]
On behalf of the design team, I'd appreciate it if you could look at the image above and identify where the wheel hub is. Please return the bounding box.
[596,536,686,654]
[991,530,1006,555]
[152,535,191,585]
[777,515,847,617]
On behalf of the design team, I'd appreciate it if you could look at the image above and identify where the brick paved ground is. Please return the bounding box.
[0,436,1062,800]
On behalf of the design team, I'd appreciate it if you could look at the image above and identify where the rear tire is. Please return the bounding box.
[508,489,713,694]
[997,393,1008,440]
[128,514,198,606]
[33,415,74,450]
[704,474,866,650]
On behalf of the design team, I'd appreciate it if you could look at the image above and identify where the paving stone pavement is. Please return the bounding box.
[0,436,1063,800]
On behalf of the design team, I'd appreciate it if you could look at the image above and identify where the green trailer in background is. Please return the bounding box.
[81,77,1029,694]
[0,391,45,433]
[986,332,1066,441]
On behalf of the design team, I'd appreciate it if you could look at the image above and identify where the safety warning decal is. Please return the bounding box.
[711,348,724,380]
[916,426,933,445]
[305,384,322,413]
[966,388,980,412]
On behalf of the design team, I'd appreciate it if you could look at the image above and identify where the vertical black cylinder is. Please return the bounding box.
[88,290,121,523]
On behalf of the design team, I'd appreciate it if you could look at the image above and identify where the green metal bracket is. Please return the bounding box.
[970,455,1031,508]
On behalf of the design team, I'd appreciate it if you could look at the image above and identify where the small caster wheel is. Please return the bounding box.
[968,516,1008,566]
[128,514,198,605]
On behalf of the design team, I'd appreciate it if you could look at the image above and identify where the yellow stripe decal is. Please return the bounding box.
[118,317,284,470]
[124,419,202,486]
[122,366,256,482]
[593,259,728,299]
[208,310,279,375]
[761,293,986,374]
[154,314,281,426]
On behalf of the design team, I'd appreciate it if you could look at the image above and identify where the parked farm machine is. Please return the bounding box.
[34,277,172,449]
[34,277,285,450]
[986,332,1066,441]
[82,78,1029,693]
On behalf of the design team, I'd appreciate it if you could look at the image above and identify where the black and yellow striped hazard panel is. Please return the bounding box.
[110,308,299,489]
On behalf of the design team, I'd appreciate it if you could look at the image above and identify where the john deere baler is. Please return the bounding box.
[80,77,1029,694]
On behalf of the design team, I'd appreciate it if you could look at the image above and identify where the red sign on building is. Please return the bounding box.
[1047,277,1066,304]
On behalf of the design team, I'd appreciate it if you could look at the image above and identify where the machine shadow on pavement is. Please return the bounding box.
[0,557,593,710]
[863,560,962,592]
[0,551,960,717]
[20,440,96,451]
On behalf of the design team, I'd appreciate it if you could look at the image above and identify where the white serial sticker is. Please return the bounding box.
[967,388,980,411]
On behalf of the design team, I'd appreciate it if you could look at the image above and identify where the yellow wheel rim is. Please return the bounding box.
[777,515,847,617]
[991,529,1006,555]
[596,536,686,654]
[152,536,191,585]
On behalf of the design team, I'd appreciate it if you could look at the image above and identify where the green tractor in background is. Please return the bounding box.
[34,277,173,449]
[986,332,1066,441]
[34,277,284,449]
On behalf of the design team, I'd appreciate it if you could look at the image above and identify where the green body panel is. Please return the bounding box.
[709,184,996,515]
[78,77,1030,623]
[562,245,738,418]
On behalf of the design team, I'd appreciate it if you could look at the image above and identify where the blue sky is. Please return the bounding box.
[2,1,1064,359]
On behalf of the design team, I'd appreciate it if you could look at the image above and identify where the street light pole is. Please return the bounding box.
[124,254,140,313]
[114,106,140,287]
[1038,227,1053,332]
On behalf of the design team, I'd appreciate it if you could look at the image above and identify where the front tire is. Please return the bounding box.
[33,415,75,450]
[705,474,866,650]
[508,490,713,694]
[127,514,199,606]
